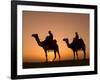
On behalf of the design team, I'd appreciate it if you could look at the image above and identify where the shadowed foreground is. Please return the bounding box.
[23,59,89,69]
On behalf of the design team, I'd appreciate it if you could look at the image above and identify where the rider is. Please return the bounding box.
[73,32,79,44]
[45,30,54,45]
[48,30,53,41]
[48,30,53,44]
[75,32,79,40]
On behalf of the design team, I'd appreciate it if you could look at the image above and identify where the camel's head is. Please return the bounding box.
[32,34,38,38]
[63,38,68,42]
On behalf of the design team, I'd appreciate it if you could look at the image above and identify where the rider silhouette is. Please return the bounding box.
[73,32,79,45]
[48,31,53,41]
[45,31,54,45]
[74,32,79,40]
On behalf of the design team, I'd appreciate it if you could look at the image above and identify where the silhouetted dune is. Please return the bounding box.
[23,59,89,69]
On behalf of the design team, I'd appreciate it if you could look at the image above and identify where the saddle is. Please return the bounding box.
[44,36,56,46]
[72,38,85,48]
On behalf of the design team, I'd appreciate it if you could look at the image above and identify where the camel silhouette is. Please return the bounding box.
[32,34,60,62]
[63,38,86,60]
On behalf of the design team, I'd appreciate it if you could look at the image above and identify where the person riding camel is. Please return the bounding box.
[75,32,79,40]
[73,32,79,45]
[48,30,53,41]
[45,31,54,45]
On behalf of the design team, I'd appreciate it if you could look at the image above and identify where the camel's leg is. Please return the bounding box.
[45,50,48,62]
[83,48,86,60]
[53,50,56,62]
[76,51,79,60]
[57,49,61,61]
[73,51,75,60]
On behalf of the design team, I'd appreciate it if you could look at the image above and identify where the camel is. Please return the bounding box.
[32,34,60,62]
[63,38,86,60]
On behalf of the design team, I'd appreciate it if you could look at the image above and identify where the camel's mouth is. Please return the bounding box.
[32,34,38,37]
[63,38,68,41]
[32,34,34,37]
[63,39,66,41]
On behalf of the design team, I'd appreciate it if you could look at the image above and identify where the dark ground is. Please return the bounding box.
[23,59,89,69]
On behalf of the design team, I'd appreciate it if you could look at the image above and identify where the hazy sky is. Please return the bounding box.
[22,11,90,62]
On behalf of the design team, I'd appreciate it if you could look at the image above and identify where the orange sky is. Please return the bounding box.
[22,11,90,62]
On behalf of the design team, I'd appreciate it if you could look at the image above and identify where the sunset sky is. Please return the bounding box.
[22,11,90,63]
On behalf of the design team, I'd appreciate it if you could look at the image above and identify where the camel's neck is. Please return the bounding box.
[65,40,71,48]
[34,36,41,46]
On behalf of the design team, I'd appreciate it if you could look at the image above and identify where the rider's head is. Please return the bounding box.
[48,30,51,34]
[75,32,78,35]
